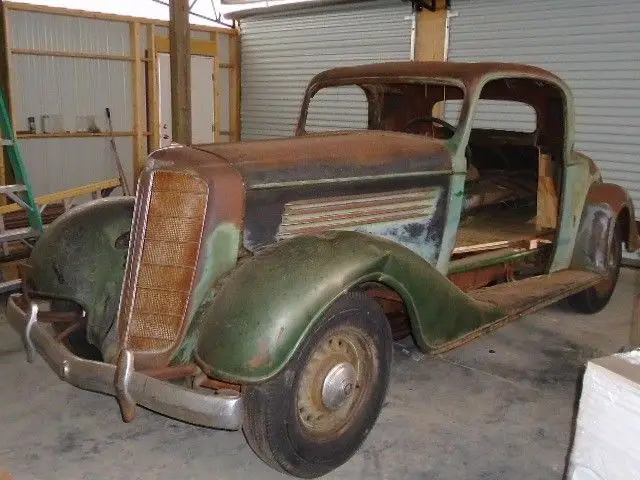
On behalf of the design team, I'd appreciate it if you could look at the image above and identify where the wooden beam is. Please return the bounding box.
[169,0,191,145]
[131,22,145,180]
[10,48,146,62]
[414,7,447,62]
[229,31,241,141]
[212,32,221,143]
[415,5,446,118]
[17,131,139,139]
[4,1,236,34]
[147,24,159,152]
[155,37,216,56]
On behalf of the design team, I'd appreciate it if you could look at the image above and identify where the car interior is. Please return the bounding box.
[373,78,564,266]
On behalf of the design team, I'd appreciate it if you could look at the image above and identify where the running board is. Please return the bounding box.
[430,269,603,354]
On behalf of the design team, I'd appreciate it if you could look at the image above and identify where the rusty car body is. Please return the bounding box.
[7,61,639,478]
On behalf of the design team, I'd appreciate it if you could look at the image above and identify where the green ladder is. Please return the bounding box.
[0,88,43,292]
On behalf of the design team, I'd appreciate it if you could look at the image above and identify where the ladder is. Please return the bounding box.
[0,88,43,292]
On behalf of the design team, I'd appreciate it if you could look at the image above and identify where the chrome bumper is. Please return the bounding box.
[6,293,243,430]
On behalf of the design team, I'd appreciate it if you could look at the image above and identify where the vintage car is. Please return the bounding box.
[6,61,639,478]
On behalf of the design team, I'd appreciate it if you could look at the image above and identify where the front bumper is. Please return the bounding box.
[6,293,243,430]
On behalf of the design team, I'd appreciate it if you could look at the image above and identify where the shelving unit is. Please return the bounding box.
[16,131,139,139]
[1,1,241,187]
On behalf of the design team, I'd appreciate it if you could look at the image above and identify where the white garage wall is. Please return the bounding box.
[239,0,413,139]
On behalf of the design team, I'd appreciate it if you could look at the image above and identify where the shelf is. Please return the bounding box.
[16,131,149,139]
[11,48,151,62]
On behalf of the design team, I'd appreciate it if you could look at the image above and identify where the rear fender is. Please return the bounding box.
[195,231,499,384]
[28,197,134,357]
[571,183,639,271]
[585,183,640,252]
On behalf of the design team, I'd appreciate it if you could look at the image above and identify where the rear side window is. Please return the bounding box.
[439,99,537,133]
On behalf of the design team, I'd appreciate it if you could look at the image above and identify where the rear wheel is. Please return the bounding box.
[242,291,392,478]
[567,221,622,314]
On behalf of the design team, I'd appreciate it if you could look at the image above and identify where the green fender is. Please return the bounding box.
[28,197,134,358]
[195,230,500,384]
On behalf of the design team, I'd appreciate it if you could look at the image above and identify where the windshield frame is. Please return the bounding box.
[295,76,468,138]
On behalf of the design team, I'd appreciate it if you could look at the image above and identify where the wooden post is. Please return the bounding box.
[131,21,145,182]
[0,0,13,188]
[147,24,159,152]
[414,0,447,62]
[229,32,241,141]
[169,0,191,145]
[212,32,221,143]
[414,0,447,119]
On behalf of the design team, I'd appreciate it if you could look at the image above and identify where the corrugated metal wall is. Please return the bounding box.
[239,0,413,139]
[448,0,640,217]
[9,10,136,195]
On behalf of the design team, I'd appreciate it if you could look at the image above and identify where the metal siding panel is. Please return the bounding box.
[240,0,412,139]
[10,56,132,132]
[18,137,133,197]
[448,0,640,261]
[9,10,130,54]
[7,10,135,197]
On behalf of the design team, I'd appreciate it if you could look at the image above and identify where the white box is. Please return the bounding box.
[567,350,640,480]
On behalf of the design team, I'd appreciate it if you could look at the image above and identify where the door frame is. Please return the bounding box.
[150,36,219,150]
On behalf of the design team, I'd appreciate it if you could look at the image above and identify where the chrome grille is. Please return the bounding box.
[119,170,208,354]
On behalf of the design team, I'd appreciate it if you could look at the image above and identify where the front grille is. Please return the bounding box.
[119,170,208,355]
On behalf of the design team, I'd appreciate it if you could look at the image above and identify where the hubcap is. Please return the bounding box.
[296,327,375,438]
[322,362,356,410]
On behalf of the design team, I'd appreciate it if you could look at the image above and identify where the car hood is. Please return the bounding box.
[194,131,452,188]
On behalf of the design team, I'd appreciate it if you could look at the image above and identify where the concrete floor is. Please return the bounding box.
[0,268,637,480]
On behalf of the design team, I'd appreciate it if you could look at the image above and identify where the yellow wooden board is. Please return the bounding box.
[0,178,121,215]
[155,37,217,56]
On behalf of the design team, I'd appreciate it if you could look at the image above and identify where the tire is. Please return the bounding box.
[567,221,622,314]
[242,291,393,478]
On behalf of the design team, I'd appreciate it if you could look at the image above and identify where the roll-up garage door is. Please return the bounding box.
[238,0,413,140]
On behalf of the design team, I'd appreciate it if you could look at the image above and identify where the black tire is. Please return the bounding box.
[242,291,393,478]
[567,221,622,314]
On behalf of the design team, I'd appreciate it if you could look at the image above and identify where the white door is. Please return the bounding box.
[157,53,215,147]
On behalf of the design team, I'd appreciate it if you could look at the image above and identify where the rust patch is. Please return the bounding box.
[448,264,507,292]
[199,377,242,392]
[248,339,271,369]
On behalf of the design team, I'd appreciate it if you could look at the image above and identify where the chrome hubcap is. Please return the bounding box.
[321,362,356,410]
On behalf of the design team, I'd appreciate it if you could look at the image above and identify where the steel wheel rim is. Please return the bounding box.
[296,327,375,439]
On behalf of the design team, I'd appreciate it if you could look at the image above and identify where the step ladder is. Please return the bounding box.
[0,88,43,293]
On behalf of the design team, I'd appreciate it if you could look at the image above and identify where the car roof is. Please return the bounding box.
[310,61,566,88]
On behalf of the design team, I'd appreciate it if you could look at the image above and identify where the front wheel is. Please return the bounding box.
[242,291,392,478]
[567,221,622,314]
